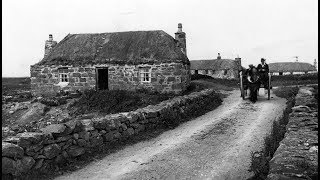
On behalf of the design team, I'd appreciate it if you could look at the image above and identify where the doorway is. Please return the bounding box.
[96,68,108,90]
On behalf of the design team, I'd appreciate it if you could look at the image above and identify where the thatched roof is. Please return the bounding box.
[36,30,189,66]
[269,62,316,72]
[190,59,243,70]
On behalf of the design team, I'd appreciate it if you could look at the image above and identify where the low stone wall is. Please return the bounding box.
[2,89,220,177]
[267,86,318,180]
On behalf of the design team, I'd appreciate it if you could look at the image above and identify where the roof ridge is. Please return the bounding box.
[69,30,165,36]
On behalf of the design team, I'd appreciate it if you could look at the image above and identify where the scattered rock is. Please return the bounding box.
[73,133,79,139]
[120,123,128,131]
[103,132,115,142]
[34,158,44,169]
[81,119,94,131]
[113,132,121,139]
[25,144,43,156]
[92,118,107,130]
[123,128,135,137]
[292,105,312,113]
[43,144,61,159]
[89,135,103,147]
[2,157,17,175]
[77,139,87,147]
[65,120,83,133]
[54,154,66,165]
[56,135,72,142]
[16,132,46,148]
[40,124,69,137]
[16,156,35,173]
[67,146,85,157]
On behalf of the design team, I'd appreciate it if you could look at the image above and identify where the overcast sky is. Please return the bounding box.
[2,0,318,77]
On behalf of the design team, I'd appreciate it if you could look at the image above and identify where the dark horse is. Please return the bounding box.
[246,67,261,102]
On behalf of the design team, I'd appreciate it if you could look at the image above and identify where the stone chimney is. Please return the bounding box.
[235,56,242,71]
[175,23,187,56]
[44,34,57,58]
[217,53,221,60]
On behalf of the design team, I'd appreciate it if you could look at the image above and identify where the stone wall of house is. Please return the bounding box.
[107,63,190,93]
[190,69,239,79]
[30,65,96,96]
[267,86,318,180]
[2,89,219,177]
[30,62,190,96]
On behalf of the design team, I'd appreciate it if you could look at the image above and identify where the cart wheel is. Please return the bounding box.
[268,73,271,100]
[241,88,245,100]
[240,72,245,100]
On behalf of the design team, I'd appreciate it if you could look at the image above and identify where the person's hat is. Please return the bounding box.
[261,58,265,61]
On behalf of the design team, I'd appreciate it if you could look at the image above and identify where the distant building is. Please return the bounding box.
[30,24,190,96]
[190,54,244,79]
[269,62,317,75]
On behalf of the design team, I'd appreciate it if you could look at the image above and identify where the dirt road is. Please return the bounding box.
[55,90,287,180]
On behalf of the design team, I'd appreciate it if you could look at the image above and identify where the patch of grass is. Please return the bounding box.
[68,83,207,117]
[190,74,239,91]
[271,73,318,87]
[273,86,299,100]
[2,77,32,103]
[248,86,298,179]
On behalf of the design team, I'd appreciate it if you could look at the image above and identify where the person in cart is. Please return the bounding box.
[257,58,269,94]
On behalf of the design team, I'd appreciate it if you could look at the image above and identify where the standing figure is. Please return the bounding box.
[257,58,269,94]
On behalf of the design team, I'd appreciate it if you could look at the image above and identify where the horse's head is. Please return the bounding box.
[248,67,260,83]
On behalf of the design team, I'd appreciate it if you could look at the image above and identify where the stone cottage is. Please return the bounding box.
[30,24,190,96]
[269,62,317,75]
[190,53,244,79]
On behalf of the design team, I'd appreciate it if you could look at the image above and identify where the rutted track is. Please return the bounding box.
[55,90,286,180]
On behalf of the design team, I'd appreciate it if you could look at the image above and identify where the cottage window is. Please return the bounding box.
[224,70,228,75]
[59,73,69,82]
[139,68,151,83]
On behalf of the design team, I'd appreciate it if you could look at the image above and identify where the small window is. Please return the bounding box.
[59,73,69,82]
[74,77,80,83]
[139,68,151,83]
[224,70,228,75]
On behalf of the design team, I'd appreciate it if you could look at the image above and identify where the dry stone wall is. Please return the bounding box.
[267,86,318,180]
[190,69,239,79]
[2,88,218,177]
[30,62,190,96]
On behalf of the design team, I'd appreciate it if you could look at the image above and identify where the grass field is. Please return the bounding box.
[2,77,31,95]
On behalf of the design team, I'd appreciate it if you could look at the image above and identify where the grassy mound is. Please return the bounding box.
[69,89,174,116]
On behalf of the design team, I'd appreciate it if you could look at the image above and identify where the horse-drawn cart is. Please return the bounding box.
[239,70,271,101]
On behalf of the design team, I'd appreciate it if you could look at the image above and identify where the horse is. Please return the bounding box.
[246,67,261,102]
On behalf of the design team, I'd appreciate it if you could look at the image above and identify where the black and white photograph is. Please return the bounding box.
[2,0,318,179]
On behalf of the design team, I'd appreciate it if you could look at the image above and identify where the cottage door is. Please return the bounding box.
[96,68,108,90]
